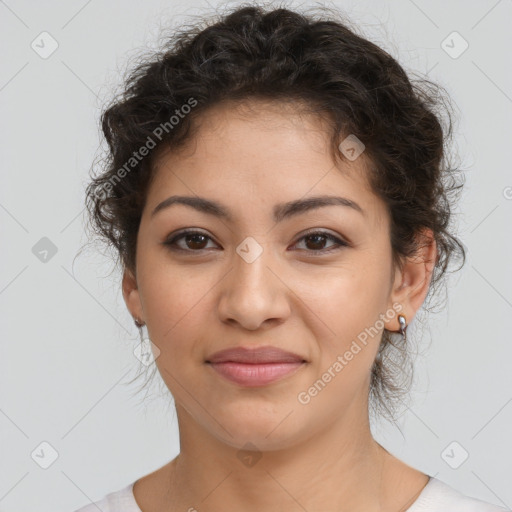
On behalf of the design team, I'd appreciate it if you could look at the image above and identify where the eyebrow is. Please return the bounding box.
[151,194,364,222]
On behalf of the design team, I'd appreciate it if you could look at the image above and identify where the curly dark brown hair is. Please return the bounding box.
[85,2,466,424]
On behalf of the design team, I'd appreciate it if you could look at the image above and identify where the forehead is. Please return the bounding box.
[154,98,356,171]
[147,99,384,228]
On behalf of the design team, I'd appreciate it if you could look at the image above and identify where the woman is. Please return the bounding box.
[75,4,508,511]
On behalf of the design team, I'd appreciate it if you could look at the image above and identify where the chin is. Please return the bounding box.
[216,429,301,453]
[207,411,305,452]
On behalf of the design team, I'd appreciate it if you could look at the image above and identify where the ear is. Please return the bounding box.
[122,267,144,324]
[385,228,437,330]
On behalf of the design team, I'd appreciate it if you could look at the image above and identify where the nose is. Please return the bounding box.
[217,245,291,331]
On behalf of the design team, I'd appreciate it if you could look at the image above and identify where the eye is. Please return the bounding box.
[164,230,219,252]
[291,230,348,254]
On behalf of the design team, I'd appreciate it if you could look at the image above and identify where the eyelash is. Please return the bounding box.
[163,229,349,256]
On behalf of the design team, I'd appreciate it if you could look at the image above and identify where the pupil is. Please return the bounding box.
[307,234,325,250]
[188,234,207,249]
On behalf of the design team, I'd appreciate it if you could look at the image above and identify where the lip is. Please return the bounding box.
[208,361,305,387]
[205,346,307,387]
[206,346,306,364]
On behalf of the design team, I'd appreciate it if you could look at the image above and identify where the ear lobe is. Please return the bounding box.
[388,229,437,325]
[122,268,144,323]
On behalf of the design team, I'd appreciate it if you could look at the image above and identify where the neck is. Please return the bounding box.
[163,402,410,512]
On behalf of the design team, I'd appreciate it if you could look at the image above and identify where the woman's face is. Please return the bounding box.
[124,100,406,450]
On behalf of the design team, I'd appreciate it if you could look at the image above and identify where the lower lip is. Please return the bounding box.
[207,361,305,387]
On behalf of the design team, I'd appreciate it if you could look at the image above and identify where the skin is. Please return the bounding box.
[122,99,437,512]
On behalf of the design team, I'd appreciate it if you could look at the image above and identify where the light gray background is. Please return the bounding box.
[1,0,511,511]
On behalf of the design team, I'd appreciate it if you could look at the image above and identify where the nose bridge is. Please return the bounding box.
[217,237,290,330]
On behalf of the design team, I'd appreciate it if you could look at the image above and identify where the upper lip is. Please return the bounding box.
[206,346,306,364]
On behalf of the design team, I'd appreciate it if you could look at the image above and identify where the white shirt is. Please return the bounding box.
[73,476,510,511]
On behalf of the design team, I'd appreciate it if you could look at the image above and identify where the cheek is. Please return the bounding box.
[297,260,392,380]
[299,262,390,333]
[137,251,221,365]
[140,275,213,398]
[292,270,391,416]
[141,273,209,338]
